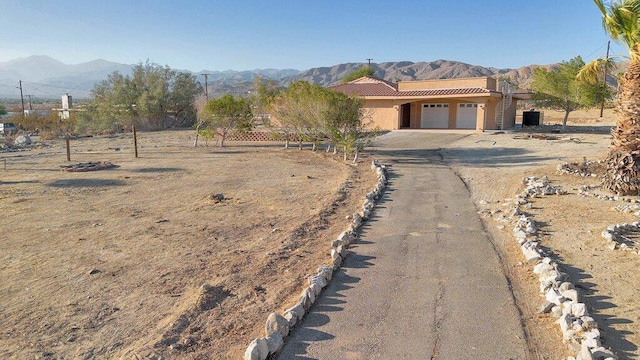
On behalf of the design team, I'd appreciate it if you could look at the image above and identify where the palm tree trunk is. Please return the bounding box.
[603,61,640,195]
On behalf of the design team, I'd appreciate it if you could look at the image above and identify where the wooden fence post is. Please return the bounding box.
[65,133,71,161]
[133,125,138,158]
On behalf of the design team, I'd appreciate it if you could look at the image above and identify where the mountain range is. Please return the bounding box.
[0,55,614,101]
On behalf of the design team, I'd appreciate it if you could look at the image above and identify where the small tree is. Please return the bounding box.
[251,75,281,126]
[0,104,7,116]
[341,66,375,83]
[531,56,608,130]
[204,94,253,147]
[89,61,201,131]
[272,81,327,149]
[272,80,374,161]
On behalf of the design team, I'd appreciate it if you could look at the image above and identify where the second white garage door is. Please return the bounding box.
[421,103,449,128]
[456,103,478,129]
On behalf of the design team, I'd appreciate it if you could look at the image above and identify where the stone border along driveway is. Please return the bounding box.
[499,176,618,360]
[243,160,388,360]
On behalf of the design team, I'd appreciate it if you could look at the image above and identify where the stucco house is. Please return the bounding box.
[331,76,530,131]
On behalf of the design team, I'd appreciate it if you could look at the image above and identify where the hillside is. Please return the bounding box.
[285,60,560,89]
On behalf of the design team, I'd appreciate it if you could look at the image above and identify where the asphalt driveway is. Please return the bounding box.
[278,131,530,360]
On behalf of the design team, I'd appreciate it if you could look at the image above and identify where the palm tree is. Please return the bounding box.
[581,0,640,195]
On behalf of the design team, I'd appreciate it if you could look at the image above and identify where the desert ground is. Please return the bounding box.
[0,132,377,359]
[2,107,638,360]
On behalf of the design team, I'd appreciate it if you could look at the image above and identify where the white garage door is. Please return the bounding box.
[421,103,449,128]
[456,103,478,129]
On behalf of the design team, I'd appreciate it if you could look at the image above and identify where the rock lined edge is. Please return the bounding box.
[243,160,388,360]
[505,176,617,360]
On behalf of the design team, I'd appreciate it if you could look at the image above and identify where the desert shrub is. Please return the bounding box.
[196,128,217,146]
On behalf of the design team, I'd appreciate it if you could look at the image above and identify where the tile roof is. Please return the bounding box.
[330,77,501,98]
[398,88,494,97]
[331,82,398,96]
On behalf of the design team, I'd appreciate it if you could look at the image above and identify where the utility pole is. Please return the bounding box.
[202,73,210,100]
[17,80,25,117]
[600,41,611,118]
[26,95,33,110]
[366,58,373,68]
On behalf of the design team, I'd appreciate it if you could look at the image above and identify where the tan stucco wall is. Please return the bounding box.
[397,77,497,91]
[363,99,400,130]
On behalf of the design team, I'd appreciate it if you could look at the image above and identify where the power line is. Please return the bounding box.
[583,42,609,62]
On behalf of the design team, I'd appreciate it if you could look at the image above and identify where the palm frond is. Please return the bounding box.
[578,57,619,82]
[595,0,640,62]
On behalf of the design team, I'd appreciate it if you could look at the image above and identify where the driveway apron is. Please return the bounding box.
[278,132,529,360]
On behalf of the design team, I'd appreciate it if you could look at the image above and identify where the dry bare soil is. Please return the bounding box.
[0,131,376,359]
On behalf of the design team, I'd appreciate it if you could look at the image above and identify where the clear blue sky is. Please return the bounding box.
[0,0,625,71]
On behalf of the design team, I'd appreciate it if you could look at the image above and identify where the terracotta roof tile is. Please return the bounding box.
[330,77,501,98]
[330,82,398,96]
[398,88,495,97]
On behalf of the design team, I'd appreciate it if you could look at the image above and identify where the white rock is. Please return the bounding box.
[317,265,333,282]
[331,248,341,262]
[563,289,579,303]
[244,338,269,360]
[562,301,576,316]
[265,331,284,354]
[14,134,32,146]
[582,336,600,349]
[557,314,572,334]
[265,312,289,338]
[572,302,588,317]
[546,288,564,305]
[533,262,554,275]
[283,310,297,329]
[576,343,594,360]
[603,228,615,237]
[309,281,321,297]
[559,282,575,292]
[288,303,305,320]
[521,244,542,264]
[337,231,353,245]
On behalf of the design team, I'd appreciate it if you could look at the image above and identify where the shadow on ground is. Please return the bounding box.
[557,258,637,359]
[441,147,555,167]
[132,167,183,173]
[47,178,127,188]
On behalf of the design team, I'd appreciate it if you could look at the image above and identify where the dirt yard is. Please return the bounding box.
[0,131,376,359]
[443,108,640,359]
[2,107,638,360]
